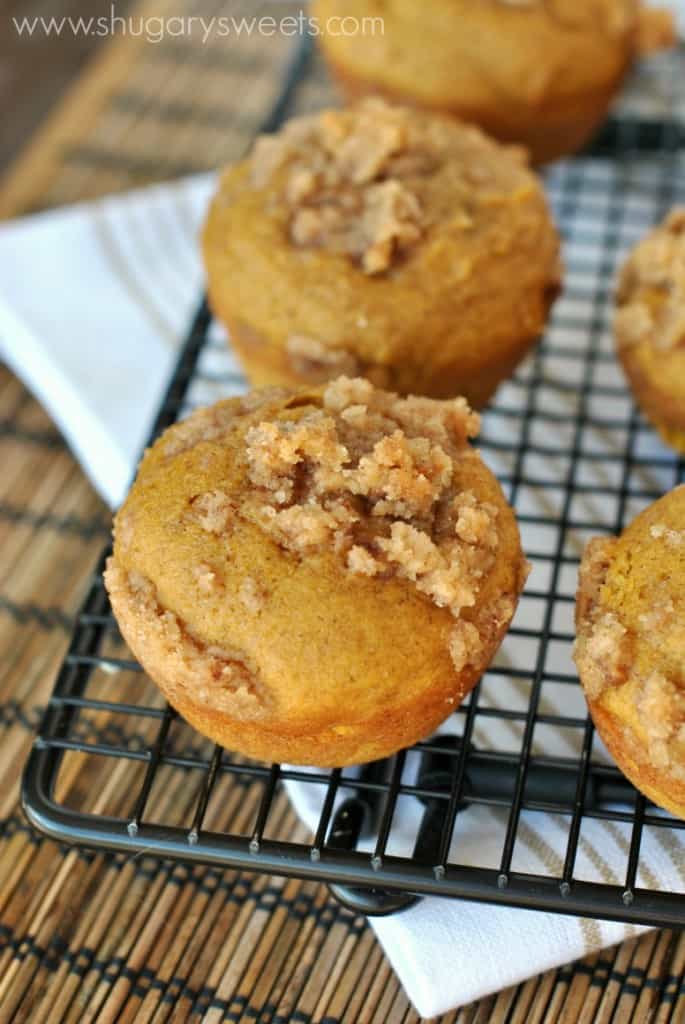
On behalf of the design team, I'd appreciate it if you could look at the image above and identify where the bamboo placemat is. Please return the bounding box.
[0,2,684,1021]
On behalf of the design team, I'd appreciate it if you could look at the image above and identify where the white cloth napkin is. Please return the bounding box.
[2,43,685,1018]
[0,174,216,506]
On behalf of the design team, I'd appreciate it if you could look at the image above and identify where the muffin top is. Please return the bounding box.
[203,100,560,370]
[313,0,662,107]
[575,486,685,777]
[615,209,685,403]
[111,379,527,733]
[248,98,538,276]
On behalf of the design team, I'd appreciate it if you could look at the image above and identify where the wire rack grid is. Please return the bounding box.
[22,40,685,925]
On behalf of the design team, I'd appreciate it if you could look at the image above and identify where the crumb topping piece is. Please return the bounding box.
[243,377,502,673]
[574,537,631,700]
[615,208,685,353]
[193,562,221,595]
[637,671,685,769]
[189,489,235,535]
[575,609,631,700]
[251,100,440,274]
[449,620,482,673]
[285,334,359,378]
[239,576,265,614]
[650,522,685,548]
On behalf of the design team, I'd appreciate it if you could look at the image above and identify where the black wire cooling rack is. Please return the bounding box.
[22,39,685,926]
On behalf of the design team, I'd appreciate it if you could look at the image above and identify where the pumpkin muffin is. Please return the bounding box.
[313,0,675,164]
[105,378,529,767]
[202,100,561,409]
[615,208,685,454]
[574,487,685,818]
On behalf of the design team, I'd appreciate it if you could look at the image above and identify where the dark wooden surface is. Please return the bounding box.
[0,0,131,172]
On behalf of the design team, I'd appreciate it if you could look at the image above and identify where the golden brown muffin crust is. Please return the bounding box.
[313,1,674,163]
[615,209,685,452]
[106,380,529,766]
[316,0,642,104]
[203,101,560,405]
[575,487,685,817]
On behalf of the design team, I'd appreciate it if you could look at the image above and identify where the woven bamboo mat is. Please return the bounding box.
[0,2,684,1021]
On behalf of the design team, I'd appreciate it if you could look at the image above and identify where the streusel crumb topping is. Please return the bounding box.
[575,610,631,700]
[160,390,287,460]
[242,377,498,672]
[575,525,684,771]
[615,208,685,353]
[239,576,265,614]
[574,536,632,700]
[250,100,441,274]
[285,334,359,377]
[637,671,685,769]
[192,562,221,595]
[105,564,266,712]
[189,489,236,535]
